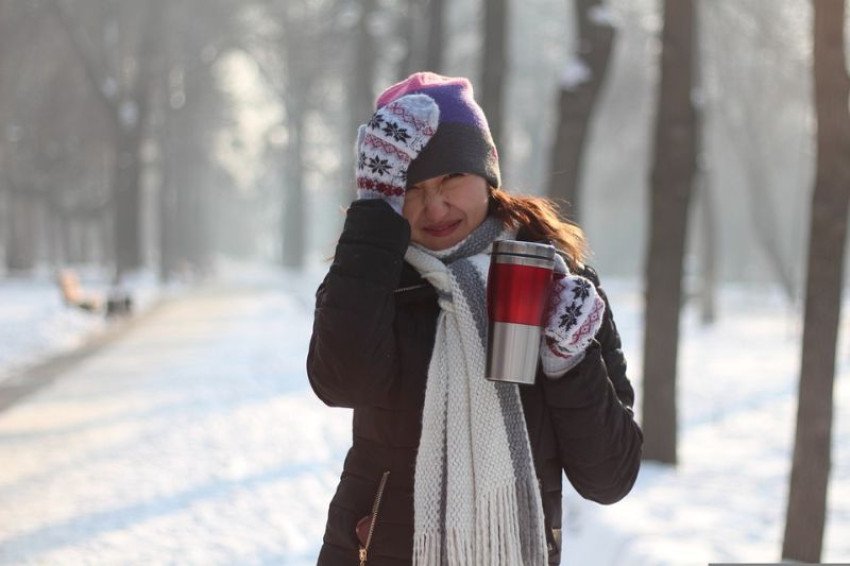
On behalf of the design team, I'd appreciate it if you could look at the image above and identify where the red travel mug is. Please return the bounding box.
[486,240,556,385]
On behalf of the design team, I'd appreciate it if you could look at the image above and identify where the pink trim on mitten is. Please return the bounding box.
[540,274,606,379]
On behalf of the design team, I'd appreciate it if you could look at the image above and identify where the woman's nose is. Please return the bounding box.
[422,192,449,221]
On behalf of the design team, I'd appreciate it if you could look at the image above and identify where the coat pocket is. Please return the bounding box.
[355,470,391,566]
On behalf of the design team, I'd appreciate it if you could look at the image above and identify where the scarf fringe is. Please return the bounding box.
[477,479,548,566]
[412,529,477,566]
[413,478,548,566]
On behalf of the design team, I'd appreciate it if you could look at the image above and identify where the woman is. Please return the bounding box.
[307,72,642,565]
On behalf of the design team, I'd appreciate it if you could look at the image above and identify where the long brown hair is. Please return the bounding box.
[488,188,588,271]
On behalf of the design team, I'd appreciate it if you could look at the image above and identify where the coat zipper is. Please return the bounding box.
[359,470,391,566]
[394,283,427,294]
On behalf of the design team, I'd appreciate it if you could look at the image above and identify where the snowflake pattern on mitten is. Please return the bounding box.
[540,273,605,378]
[355,94,440,213]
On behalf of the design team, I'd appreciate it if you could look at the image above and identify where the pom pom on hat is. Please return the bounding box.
[374,72,501,189]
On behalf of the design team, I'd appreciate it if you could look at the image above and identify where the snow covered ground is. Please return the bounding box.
[0,268,166,386]
[0,264,848,565]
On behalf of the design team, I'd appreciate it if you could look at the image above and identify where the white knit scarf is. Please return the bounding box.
[405,216,548,566]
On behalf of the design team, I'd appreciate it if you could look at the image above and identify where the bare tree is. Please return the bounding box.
[546,0,615,223]
[480,0,508,156]
[393,0,443,79]
[703,1,808,303]
[692,13,715,325]
[48,0,165,277]
[694,163,718,325]
[157,0,238,280]
[0,2,114,273]
[39,57,113,268]
[424,0,445,72]
[0,1,240,281]
[247,0,348,268]
[0,2,45,273]
[395,0,421,78]
[642,0,698,465]
[348,0,379,200]
[782,0,850,561]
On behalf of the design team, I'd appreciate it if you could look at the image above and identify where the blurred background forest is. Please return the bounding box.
[0,0,833,290]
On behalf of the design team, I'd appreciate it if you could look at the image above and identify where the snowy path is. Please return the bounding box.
[0,284,350,565]
[1,275,848,565]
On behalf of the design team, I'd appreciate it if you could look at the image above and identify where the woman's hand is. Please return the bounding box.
[540,264,606,378]
[355,94,440,214]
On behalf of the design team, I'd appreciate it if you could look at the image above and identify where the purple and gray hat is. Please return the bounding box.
[375,72,501,189]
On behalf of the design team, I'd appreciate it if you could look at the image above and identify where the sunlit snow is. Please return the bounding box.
[1,264,848,565]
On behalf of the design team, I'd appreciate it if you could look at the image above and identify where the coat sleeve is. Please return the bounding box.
[306,199,411,408]
[541,266,643,504]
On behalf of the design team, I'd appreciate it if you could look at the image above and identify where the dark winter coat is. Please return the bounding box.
[307,199,643,565]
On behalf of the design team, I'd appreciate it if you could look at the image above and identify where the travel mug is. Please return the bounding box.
[486,240,556,385]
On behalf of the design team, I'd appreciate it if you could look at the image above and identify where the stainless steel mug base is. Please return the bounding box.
[486,321,541,385]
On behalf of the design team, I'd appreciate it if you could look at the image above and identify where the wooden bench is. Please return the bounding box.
[57,269,135,317]
[56,269,103,313]
[105,286,133,317]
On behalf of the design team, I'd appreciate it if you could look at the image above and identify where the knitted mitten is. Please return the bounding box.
[540,256,606,378]
[355,94,440,213]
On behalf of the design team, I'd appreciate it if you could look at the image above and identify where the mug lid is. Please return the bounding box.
[492,240,556,261]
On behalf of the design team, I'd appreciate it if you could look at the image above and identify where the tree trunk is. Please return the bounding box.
[696,168,717,325]
[782,0,850,561]
[480,0,508,159]
[4,191,38,273]
[641,0,698,465]
[175,149,205,273]
[165,109,195,278]
[116,3,161,276]
[741,122,797,303]
[113,127,143,275]
[353,0,377,123]
[693,20,715,326]
[424,0,444,72]
[396,0,420,78]
[158,154,176,283]
[546,0,615,222]
[281,106,306,269]
[45,200,61,268]
[155,72,174,283]
[343,0,378,206]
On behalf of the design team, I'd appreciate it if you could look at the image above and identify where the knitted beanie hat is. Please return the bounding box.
[375,71,501,189]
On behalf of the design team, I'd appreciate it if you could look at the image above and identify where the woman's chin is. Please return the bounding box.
[416,231,466,251]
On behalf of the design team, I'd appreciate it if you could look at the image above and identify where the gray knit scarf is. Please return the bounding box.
[404,216,548,566]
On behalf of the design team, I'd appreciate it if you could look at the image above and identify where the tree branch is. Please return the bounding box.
[46,0,121,130]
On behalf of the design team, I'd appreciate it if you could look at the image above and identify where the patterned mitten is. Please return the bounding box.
[540,255,606,378]
[355,94,440,213]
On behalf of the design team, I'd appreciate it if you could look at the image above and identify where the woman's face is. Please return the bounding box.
[402,173,490,250]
